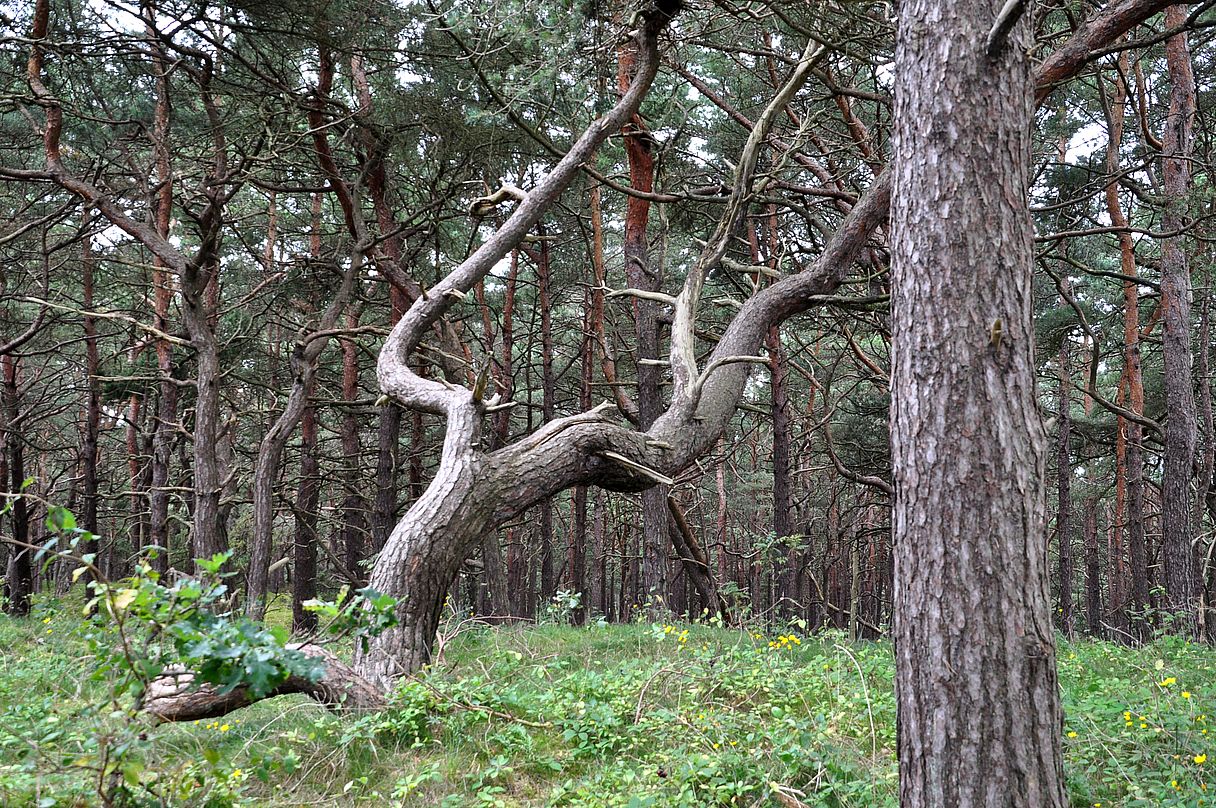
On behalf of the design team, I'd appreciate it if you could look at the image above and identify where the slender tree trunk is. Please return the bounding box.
[1057,337,1074,636]
[1084,495,1102,637]
[81,230,101,568]
[890,1,1067,804]
[126,393,147,553]
[355,49,413,556]
[147,34,177,574]
[1197,269,1214,638]
[768,325,793,613]
[569,284,596,624]
[1105,58,1149,639]
[1160,3,1199,632]
[340,307,367,584]
[2,355,31,616]
[292,400,320,633]
[537,233,557,605]
[372,402,402,555]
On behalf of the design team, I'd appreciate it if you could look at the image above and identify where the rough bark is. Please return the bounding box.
[1084,494,1102,637]
[889,0,1066,804]
[1159,3,1199,632]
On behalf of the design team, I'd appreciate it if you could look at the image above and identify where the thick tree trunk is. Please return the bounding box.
[184,291,226,565]
[889,1,1067,805]
[617,42,667,617]
[145,643,382,722]
[1159,4,1198,632]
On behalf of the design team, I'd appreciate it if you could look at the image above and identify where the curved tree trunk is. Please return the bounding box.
[889,0,1066,804]
[134,0,1180,721]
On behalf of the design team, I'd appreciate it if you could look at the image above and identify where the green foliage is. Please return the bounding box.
[0,507,396,806]
[15,615,1216,806]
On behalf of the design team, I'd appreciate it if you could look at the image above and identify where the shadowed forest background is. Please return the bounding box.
[3,0,1216,805]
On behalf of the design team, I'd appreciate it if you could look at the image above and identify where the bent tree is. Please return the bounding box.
[890,0,1065,804]
[356,0,1179,691]
[15,0,1185,735]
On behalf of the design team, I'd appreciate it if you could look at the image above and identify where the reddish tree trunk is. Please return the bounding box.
[1106,58,1149,638]
[1160,4,1199,631]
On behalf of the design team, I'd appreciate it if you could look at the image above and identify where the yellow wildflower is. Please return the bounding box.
[1196,753,1208,765]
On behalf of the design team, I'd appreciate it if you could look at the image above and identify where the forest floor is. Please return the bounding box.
[2,595,1214,807]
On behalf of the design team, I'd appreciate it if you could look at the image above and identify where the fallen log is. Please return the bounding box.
[143,643,385,722]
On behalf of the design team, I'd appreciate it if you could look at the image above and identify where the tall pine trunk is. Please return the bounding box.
[1160,3,1199,631]
[890,1,1067,803]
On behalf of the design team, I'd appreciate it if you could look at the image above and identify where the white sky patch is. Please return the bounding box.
[874,61,894,91]
[489,253,513,278]
[94,224,131,249]
[87,0,141,34]
[687,135,712,161]
[1064,122,1105,164]
[397,68,424,86]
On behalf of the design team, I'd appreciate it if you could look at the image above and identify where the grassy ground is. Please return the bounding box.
[2,595,1215,806]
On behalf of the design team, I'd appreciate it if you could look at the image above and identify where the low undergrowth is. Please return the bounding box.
[2,595,1215,806]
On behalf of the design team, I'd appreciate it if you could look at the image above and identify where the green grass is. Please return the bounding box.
[2,597,1216,806]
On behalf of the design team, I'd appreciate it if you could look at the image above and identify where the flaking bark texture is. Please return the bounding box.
[1160,4,1199,630]
[890,0,1067,805]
